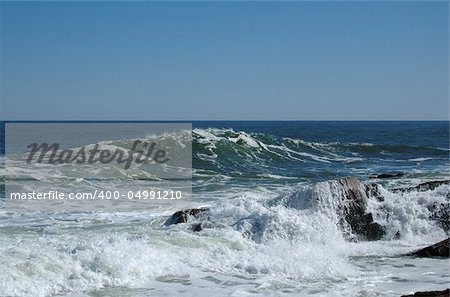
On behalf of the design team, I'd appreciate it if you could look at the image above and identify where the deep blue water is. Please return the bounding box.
[193,121,449,148]
[1,120,448,151]
[189,121,450,187]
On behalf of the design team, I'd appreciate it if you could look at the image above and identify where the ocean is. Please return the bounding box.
[0,121,449,296]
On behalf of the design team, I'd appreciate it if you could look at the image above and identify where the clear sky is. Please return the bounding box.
[1,1,448,120]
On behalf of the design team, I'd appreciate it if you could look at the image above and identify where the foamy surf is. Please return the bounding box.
[1,177,449,297]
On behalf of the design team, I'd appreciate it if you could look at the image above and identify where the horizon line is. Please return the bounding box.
[1,119,449,123]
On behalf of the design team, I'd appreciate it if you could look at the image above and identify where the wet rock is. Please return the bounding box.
[164,177,390,240]
[164,207,210,226]
[333,177,385,241]
[407,238,449,258]
[370,173,404,179]
[401,288,450,297]
[270,177,386,241]
[392,180,450,193]
[365,183,385,202]
[428,202,450,233]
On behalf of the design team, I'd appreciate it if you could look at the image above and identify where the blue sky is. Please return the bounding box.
[1,1,448,120]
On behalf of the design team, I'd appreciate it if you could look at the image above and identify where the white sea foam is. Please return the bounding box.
[367,184,449,242]
[1,179,448,297]
[408,157,433,162]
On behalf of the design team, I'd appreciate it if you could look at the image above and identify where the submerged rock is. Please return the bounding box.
[233,213,271,243]
[428,202,450,233]
[365,182,384,201]
[391,180,449,233]
[401,288,450,297]
[407,238,449,258]
[190,223,203,232]
[164,207,210,228]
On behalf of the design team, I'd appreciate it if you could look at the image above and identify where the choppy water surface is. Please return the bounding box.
[0,121,449,296]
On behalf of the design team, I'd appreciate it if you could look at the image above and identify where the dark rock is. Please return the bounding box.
[401,288,450,297]
[191,223,203,232]
[407,238,449,258]
[164,207,210,226]
[370,173,404,179]
[392,180,450,193]
[365,183,385,202]
[273,177,386,241]
[333,177,385,241]
[428,202,450,233]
